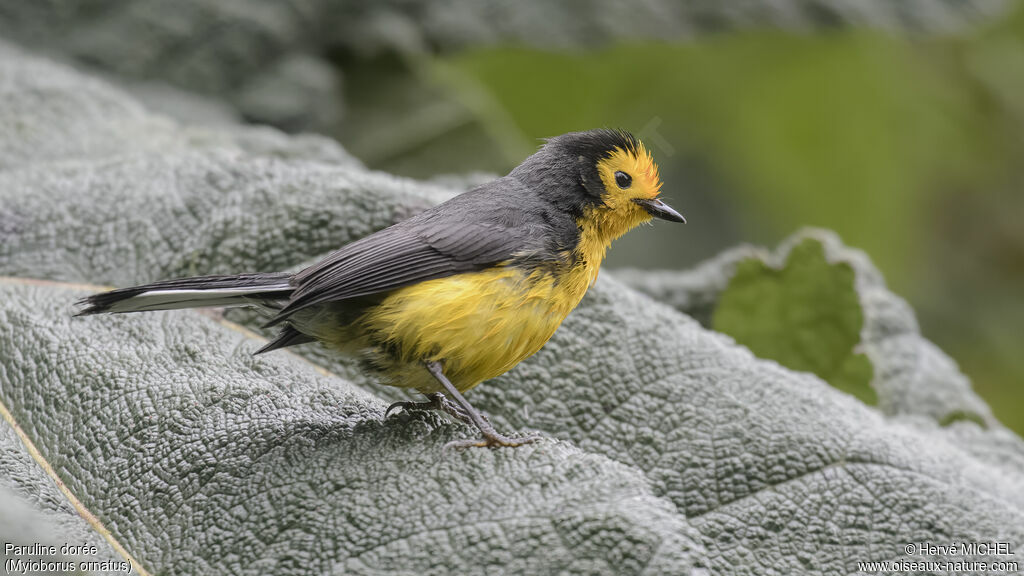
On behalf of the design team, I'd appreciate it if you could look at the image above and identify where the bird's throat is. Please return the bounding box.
[574,205,649,274]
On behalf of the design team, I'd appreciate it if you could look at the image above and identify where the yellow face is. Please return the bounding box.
[595,142,663,205]
[570,134,683,277]
[580,142,666,252]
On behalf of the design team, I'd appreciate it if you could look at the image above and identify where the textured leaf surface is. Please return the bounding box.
[1,278,703,575]
[2,40,1024,576]
[0,416,120,573]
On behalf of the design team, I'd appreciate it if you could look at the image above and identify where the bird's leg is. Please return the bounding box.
[423,360,541,449]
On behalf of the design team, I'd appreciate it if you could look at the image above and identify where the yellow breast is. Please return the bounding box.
[337,198,641,393]
[358,259,597,393]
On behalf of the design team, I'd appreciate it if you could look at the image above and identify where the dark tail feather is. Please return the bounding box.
[76,273,293,316]
[254,325,316,355]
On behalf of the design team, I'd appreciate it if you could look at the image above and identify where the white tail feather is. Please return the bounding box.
[103,285,291,313]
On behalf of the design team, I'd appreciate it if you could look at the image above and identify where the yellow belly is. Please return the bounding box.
[355,262,595,393]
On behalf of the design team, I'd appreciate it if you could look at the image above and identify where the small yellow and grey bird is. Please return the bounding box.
[78,129,685,448]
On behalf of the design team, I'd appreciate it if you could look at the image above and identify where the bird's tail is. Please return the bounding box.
[75,272,293,316]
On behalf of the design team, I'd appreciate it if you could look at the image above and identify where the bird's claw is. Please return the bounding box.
[386,393,492,425]
[385,400,425,418]
[443,433,543,451]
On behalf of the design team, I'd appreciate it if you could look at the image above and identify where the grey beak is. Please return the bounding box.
[633,198,686,223]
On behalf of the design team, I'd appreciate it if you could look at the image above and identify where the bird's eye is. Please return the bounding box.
[614,171,632,189]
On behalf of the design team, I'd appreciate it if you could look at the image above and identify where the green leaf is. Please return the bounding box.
[617,228,1003,429]
[711,238,876,404]
[829,352,876,406]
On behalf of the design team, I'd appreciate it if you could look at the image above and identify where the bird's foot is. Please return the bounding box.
[421,361,540,449]
[384,396,438,418]
[444,431,543,450]
[385,392,487,425]
[432,394,491,426]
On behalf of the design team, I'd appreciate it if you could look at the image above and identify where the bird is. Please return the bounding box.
[77,129,685,448]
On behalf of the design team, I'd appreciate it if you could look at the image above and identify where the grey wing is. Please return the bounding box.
[267,197,542,325]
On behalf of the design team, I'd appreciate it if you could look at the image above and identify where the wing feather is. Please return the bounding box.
[267,180,556,325]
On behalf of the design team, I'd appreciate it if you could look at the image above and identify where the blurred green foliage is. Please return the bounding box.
[713,239,876,405]
[442,27,1015,289]
[336,4,1024,433]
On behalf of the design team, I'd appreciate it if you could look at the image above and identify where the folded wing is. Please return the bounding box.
[266,186,550,326]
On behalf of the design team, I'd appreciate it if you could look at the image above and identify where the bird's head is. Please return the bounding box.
[511,129,685,254]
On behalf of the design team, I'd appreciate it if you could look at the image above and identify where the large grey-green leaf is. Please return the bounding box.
[2,39,1023,576]
[1,278,704,575]
[1,416,120,574]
